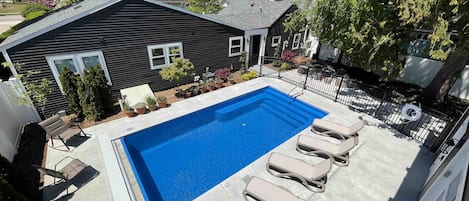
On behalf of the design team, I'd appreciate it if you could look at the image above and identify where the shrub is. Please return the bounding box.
[214,67,231,80]
[21,3,49,18]
[146,96,157,106]
[241,71,257,81]
[281,50,295,61]
[24,10,47,21]
[159,56,194,91]
[281,62,292,70]
[78,65,113,121]
[59,67,82,118]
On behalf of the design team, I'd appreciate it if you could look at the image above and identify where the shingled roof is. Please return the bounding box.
[0,0,242,51]
[215,0,293,30]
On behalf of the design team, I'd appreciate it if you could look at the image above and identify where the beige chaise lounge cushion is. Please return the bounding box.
[39,115,81,140]
[298,135,355,156]
[244,176,304,201]
[312,118,364,136]
[268,153,331,180]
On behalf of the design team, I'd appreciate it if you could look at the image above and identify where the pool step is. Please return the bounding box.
[260,100,305,127]
[215,95,264,122]
[264,89,327,118]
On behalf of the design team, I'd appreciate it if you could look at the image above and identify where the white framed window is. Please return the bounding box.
[46,50,111,93]
[229,36,243,57]
[147,42,184,70]
[271,36,281,47]
[292,33,301,50]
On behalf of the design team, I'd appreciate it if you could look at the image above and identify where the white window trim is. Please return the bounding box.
[147,42,184,70]
[229,36,243,57]
[292,33,301,50]
[271,36,281,47]
[46,50,111,94]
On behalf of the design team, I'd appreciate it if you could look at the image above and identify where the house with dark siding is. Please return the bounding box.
[0,0,245,117]
[214,0,305,66]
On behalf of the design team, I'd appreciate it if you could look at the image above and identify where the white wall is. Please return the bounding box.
[449,65,469,100]
[398,56,444,88]
[0,78,41,162]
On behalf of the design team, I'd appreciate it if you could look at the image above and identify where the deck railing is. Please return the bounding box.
[258,59,455,150]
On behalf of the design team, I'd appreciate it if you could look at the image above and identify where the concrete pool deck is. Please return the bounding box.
[43,77,435,201]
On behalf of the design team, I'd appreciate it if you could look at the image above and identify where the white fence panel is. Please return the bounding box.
[449,65,469,100]
[0,78,41,162]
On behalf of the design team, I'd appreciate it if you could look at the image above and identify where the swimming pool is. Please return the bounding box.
[121,87,327,201]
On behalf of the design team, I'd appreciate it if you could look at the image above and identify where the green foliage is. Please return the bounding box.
[20,3,48,17]
[2,62,53,115]
[241,71,257,81]
[187,0,222,14]
[280,62,292,70]
[159,57,195,90]
[24,10,47,21]
[157,96,167,102]
[284,0,407,80]
[122,102,132,111]
[78,65,113,121]
[59,67,82,117]
[146,96,157,105]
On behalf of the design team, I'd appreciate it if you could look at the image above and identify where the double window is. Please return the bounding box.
[46,51,111,93]
[147,42,184,70]
[271,36,281,47]
[229,36,243,57]
[292,33,301,50]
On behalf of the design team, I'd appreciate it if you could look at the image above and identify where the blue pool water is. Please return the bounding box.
[121,87,327,201]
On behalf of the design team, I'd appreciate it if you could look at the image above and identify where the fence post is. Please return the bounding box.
[334,75,344,102]
[303,66,311,89]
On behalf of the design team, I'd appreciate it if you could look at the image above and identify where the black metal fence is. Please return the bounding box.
[263,62,454,150]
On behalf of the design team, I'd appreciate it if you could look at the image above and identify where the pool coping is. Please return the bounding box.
[98,77,362,200]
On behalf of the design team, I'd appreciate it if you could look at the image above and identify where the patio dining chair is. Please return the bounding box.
[39,115,90,151]
[266,152,331,192]
[33,157,97,194]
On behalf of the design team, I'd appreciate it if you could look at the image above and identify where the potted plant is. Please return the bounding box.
[135,102,147,115]
[191,85,200,96]
[122,102,135,117]
[157,96,168,108]
[215,78,224,88]
[214,67,231,82]
[159,49,195,97]
[207,78,216,90]
[184,88,192,98]
[146,96,158,111]
[199,80,208,93]
[228,73,236,84]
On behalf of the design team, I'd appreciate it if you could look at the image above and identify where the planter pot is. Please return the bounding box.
[184,91,192,98]
[208,84,216,90]
[158,101,168,108]
[136,107,146,115]
[228,79,236,84]
[200,87,208,93]
[216,82,224,89]
[125,110,135,117]
[149,104,158,111]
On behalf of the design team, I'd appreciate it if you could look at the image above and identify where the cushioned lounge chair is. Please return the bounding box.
[296,135,355,166]
[243,176,304,201]
[311,118,364,144]
[33,157,97,194]
[266,152,331,192]
[39,115,90,151]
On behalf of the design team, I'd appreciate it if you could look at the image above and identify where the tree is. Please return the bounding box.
[2,62,53,117]
[284,0,469,103]
[187,0,222,14]
[59,67,82,118]
[78,65,113,121]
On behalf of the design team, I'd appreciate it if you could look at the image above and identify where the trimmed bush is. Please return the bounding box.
[281,62,292,70]
[78,65,113,121]
[241,71,257,81]
[20,3,49,18]
[24,10,47,21]
[59,67,83,118]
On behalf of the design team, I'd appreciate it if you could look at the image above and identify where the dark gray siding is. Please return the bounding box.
[265,6,300,57]
[7,0,244,117]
